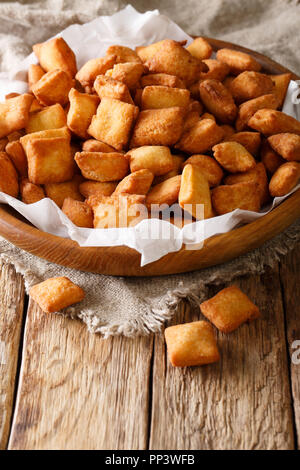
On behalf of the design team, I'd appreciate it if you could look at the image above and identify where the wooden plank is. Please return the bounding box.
[149,266,295,450]
[279,246,300,448]
[0,260,25,449]
[8,300,153,450]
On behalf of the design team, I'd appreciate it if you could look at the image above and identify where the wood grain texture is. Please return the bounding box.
[0,260,25,449]
[279,248,300,448]
[149,268,295,450]
[0,37,299,276]
[8,300,153,450]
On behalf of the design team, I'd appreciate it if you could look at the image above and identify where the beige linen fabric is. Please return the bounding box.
[0,0,299,337]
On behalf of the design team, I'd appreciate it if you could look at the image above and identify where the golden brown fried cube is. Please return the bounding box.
[5,140,28,177]
[26,136,73,184]
[183,155,224,187]
[33,37,77,77]
[114,169,154,195]
[127,146,174,176]
[248,109,300,136]
[220,124,235,140]
[140,73,186,89]
[136,40,172,62]
[82,139,115,153]
[268,133,300,161]
[79,181,118,198]
[269,162,300,197]
[75,55,116,89]
[236,93,279,131]
[44,175,83,208]
[94,75,133,104]
[0,94,34,139]
[154,154,185,184]
[199,59,230,81]
[216,48,261,75]
[67,88,99,139]
[179,164,213,219]
[75,151,129,182]
[175,119,224,154]
[211,181,261,215]
[270,73,292,108]
[200,286,260,333]
[93,194,147,228]
[26,103,67,134]
[224,162,269,206]
[212,142,256,173]
[20,178,45,204]
[199,79,237,124]
[62,197,93,228]
[260,140,285,174]
[144,39,206,86]
[227,131,261,156]
[230,72,274,103]
[32,69,73,106]
[29,98,44,113]
[20,126,70,153]
[106,62,145,90]
[141,86,190,109]
[88,97,138,151]
[0,151,19,197]
[186,37,212,60]
[29,276,85,313]
[130,107,185,148]
[106,45,141,64]
[165,321,220,367]
[146,175,181,207]
[28,64,45,91]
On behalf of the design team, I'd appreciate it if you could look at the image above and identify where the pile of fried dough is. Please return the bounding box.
[1,36,300,229]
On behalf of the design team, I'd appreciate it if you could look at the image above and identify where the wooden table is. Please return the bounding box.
[0,245,299,450]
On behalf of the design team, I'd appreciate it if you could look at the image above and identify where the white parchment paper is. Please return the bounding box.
[0,5,299,266]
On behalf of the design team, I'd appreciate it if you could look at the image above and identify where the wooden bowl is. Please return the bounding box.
[0,38,299,276]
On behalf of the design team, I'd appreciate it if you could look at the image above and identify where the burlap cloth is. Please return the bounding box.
[0,0,299,337]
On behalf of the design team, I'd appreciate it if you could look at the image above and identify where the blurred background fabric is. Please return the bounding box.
[0,0,300,74]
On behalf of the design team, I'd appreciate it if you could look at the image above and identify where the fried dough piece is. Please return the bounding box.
[183,154,224,187]
[268,133,300,161]
[114,169,154,195]
[20,126,70,153]
[44,175,84,208]
[82,139,115,153]
[260,140,285,174]
[106,45,141,64]
[26,103,67,133]
[179,164,213,219]
[236,93,279,131]
[106,62,145,89]
[93,194,147,228]
[88,97,138,151]
[75,151,128,182]
[230,72,274,103]
[0,151,19,197]
[200,286,260,333]
[165,321,220,367]
[32,70,73,106]
[141,86,190,109]
[199,79,237,124]
[29,277,85,313]
[227,131,261,156]
[270,73,292,108]
[269,162,300,197]
[28,64,45,91]
[0,94,34,139]
[146,175,181,207]
[33,37,77,77]
[79,181,118,198]
[175,119,224,154]
[5,140,28,177]
[199,59,230,81]
[136,39,186,62]
[140,73,185,89]
[67,88,99,139]
[20,178,45,204]
[62,198,93,228]
[127,146,174,175]
[94,75,133,104]
[75,55,116,89]
[224,162,269,205]
[130,107,185,148]
[248,109,300,136]
[212,142,256,173]
[216,48,261,75]
[186,37,213,60]
[211,181,261,214]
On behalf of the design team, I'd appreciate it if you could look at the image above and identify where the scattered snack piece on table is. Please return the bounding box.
[200,286,260,333]
[165,321,220,367]
[29,277,85,313]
